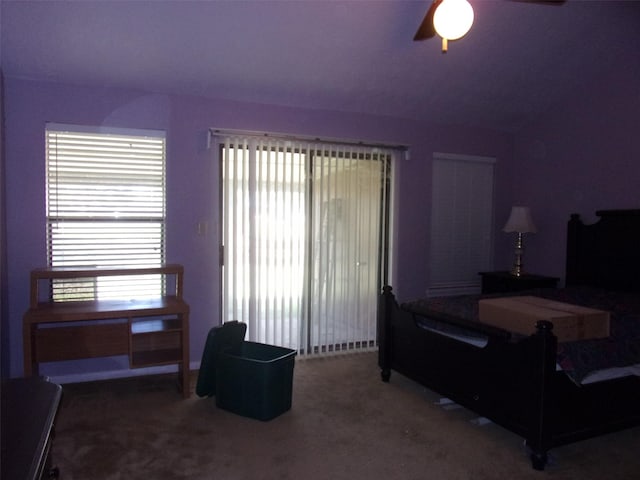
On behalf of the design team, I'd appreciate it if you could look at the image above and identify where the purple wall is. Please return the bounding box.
[4,77,511,378]
[1,71,8,381]
[507,57,640,281]
[5,54,637,381]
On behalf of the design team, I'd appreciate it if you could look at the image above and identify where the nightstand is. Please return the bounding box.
[479,271,559,294]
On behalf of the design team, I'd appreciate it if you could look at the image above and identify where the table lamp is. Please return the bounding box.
[503,206,537,277]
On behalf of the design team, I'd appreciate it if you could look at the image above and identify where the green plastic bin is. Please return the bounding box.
[216,341,296,421]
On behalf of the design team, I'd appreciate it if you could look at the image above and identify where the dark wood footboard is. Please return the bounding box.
[377,285,640,470]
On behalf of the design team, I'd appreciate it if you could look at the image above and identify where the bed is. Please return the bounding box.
[377,209,640,470]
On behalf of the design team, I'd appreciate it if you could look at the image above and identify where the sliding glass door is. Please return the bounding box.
[219,134,393,355]
[308,151,388,353]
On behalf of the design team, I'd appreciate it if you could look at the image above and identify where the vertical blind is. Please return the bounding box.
[218,132,394,355]
[308,146,391,354]
[221,137,307,348]
[429,153,495,297]
[46,124,166,301]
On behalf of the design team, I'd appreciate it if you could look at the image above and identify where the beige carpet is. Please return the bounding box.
[53,351,640,479]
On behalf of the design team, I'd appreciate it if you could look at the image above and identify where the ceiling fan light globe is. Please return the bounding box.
[433,0,474,41]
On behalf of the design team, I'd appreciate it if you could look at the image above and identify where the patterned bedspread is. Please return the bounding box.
[401,287,640,384]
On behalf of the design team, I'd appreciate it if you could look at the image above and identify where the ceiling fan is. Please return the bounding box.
[414,0,565,53]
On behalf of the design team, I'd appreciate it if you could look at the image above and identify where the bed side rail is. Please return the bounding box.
[400,302,512,341]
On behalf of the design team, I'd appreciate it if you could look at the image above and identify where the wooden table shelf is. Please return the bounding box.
[131,349,183,367]
[23,265,191,398]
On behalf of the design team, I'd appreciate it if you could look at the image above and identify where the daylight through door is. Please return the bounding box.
[218,133,393,355]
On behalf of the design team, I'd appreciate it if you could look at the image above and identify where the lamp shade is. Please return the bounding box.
[503,206,537,234]
[433,0,474,41]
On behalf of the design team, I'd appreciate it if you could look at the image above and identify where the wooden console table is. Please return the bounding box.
[23,265,190,398]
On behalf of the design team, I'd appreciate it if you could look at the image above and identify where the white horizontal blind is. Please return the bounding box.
[429,153,495,296]
[46,124,166,301]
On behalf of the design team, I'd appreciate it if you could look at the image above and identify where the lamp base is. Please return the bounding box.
[510,233,525,277]
[510,265,525,277]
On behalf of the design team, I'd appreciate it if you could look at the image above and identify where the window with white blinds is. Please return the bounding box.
[45,124,166,301]
[429,153,495,297]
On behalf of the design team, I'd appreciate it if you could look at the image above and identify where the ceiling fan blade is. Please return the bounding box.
[413,0,442,41]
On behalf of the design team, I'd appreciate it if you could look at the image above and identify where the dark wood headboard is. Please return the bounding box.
[566,209,640,292]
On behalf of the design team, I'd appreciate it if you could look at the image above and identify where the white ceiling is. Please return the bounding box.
[2,0,639,132]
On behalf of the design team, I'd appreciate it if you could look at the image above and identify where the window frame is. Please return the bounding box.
[428,152,496,297]
[45,123,167,301]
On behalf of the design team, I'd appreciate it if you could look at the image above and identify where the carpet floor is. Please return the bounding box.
[53,351,640,479]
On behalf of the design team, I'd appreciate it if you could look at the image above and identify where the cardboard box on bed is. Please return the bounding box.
[478,296,610,342]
